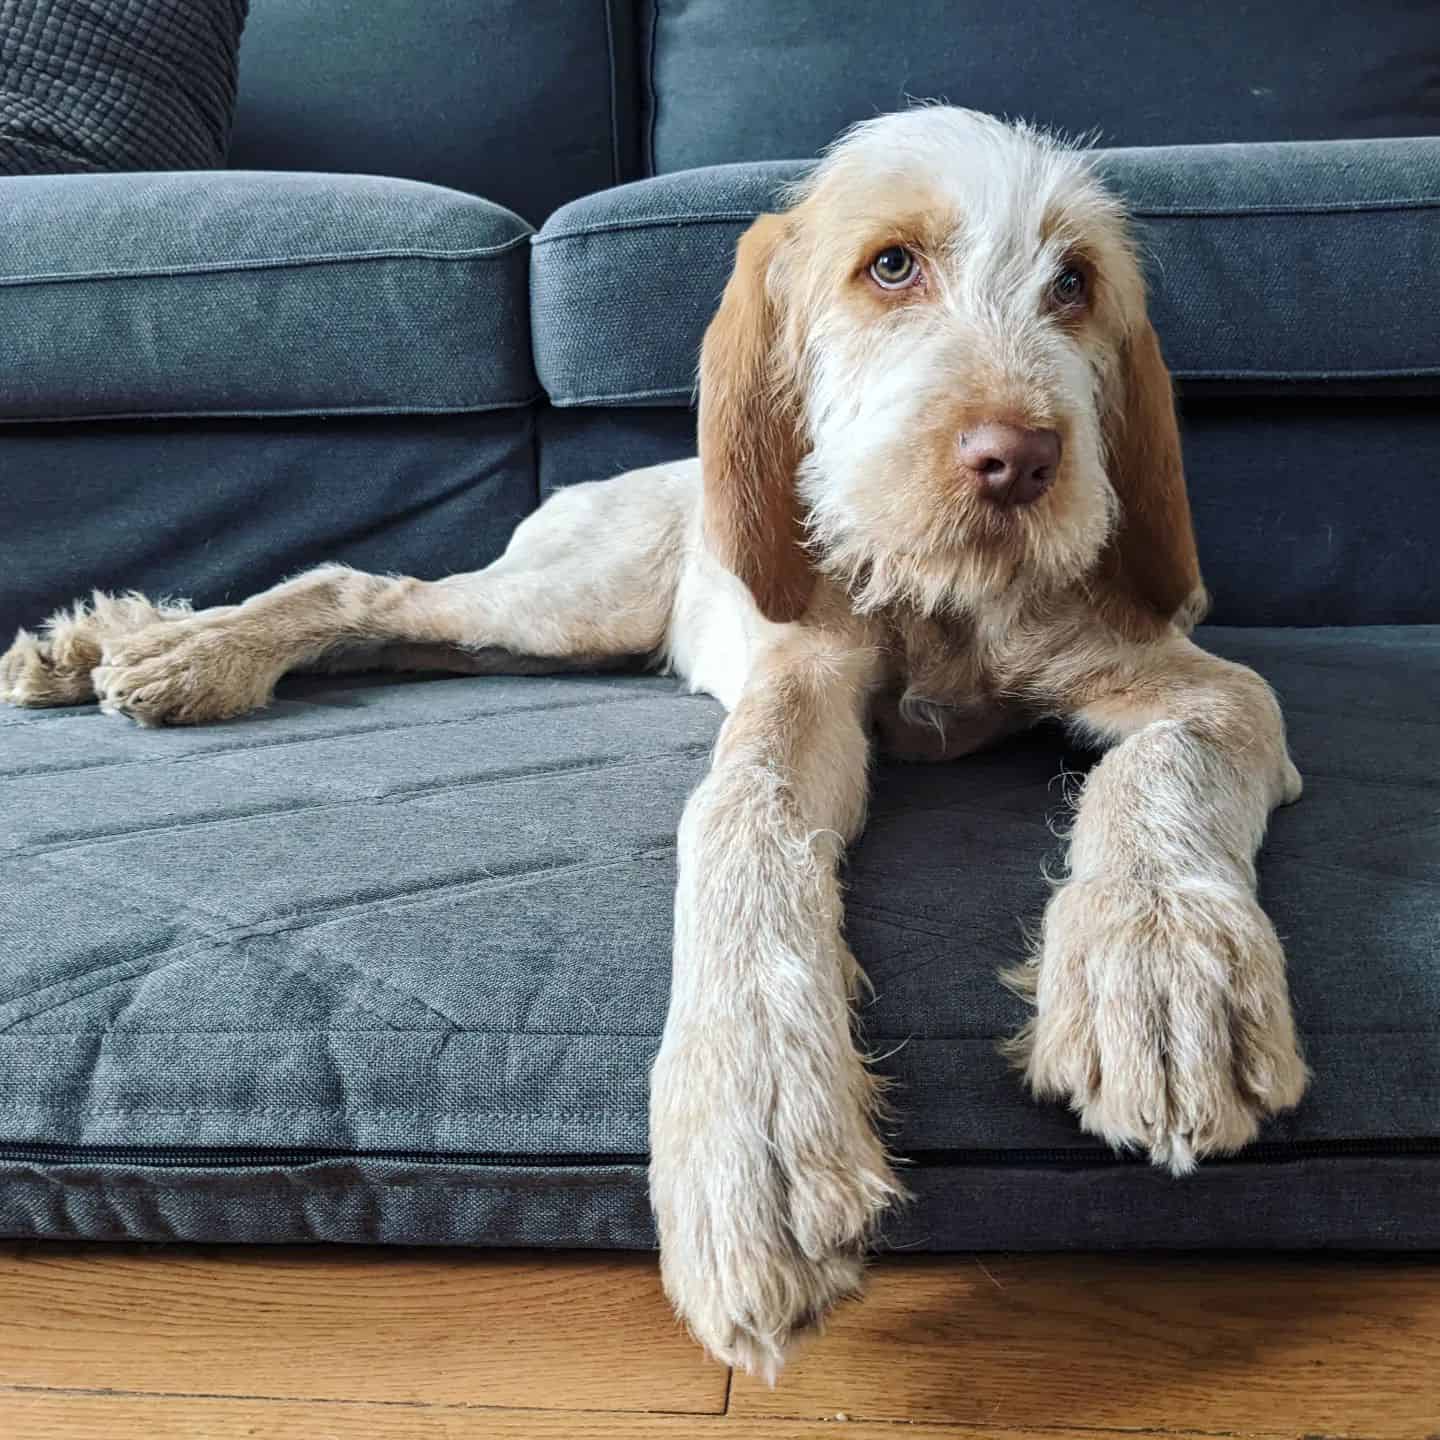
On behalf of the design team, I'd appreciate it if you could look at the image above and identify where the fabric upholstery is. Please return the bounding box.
[0,0,248,175]
[5,0,1439,1260]
[229,0,642,223]
[0,170,536,423]
[4,1155,1439,1252]
[0,627,1435,1246]
[536,398,1440,629]
[532,138,1440,407]
[0,413,538,644]
[644,0,1440,174]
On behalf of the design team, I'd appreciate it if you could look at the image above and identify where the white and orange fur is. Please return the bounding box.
[0,108,1308,1379]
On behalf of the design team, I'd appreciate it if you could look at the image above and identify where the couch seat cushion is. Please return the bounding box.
[0,171,537,422]
[0,626,1436,1247]
[531,137,1440,406]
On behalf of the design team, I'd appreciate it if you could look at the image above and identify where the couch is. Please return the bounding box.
[1,0,1437,1252]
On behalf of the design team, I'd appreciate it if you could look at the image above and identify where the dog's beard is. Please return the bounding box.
[802,461,1116,619]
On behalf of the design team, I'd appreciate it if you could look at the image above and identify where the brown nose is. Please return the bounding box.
[958,424,1062,505]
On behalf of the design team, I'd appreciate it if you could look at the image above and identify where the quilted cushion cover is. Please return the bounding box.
[1,627,1436,1249]
[0,0,248,175]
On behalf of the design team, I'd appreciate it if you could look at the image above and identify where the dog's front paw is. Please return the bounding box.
[651,1156,867,1383]
[649,1037,898,1380]
[94,620,277,726]
[1012,876,1309,1173]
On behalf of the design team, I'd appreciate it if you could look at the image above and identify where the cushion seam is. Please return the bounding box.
[0,680,675,731]
[548,384,695,406]
[534,196,1440,243]
[0,397,543,425]
[645,0,661,176]
[1133,197,1440,218]
[602,0,621,187]
[3,845,679,1024]
[0,880,432,1036]
[0,234,534,289]
[0,687,691,764]
[63,844,678,937]
[0,1103,641,1118]
[5,748,707,861]
[0,1028,1431,1045]
[545,365,1440,407]
[534,210,768,243]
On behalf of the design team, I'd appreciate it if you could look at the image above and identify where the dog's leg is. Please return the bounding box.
[650,620,901,1381]
[1011,635,1309,1172]
[0,468,691,725]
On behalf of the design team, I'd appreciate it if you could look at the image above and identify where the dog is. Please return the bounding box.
[1,107,1308,1379]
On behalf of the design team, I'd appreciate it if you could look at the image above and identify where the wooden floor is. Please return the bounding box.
[1,1246,1436,1439]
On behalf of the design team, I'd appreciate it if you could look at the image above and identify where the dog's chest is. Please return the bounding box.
[870,610,1028,761]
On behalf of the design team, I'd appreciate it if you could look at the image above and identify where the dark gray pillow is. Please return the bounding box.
[0,0,249,175]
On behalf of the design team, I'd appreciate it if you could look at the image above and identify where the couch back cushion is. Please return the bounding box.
[229,0,641,222]
[644,0,1440,174]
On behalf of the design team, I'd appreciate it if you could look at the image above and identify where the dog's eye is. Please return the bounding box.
[869,245,919,290]
[1050,265,1088,309]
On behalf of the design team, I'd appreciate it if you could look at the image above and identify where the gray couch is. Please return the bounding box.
[1,1,1437,1251]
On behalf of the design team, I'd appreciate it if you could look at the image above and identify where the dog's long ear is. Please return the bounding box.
[698,213,814,624]
[1097,318,1207,632]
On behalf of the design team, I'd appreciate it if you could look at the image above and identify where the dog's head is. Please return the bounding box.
[699,106,1204,630]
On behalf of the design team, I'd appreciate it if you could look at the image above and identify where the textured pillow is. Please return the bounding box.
[0,0,249,175]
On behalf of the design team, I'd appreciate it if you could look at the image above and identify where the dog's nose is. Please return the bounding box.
[958,424,1062,505]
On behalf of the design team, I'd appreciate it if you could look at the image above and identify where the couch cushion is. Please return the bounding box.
[0,0,248,175]
[0,627,1436,1247]
[532,137,1440,406]
[230,0,642,222]
[644,0,1440,174]
[0,170,537,422]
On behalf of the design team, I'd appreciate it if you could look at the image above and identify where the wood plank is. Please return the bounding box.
[731,1254,1440,1438]
[0,1391,1235,1440]
[0,1245,725,1415]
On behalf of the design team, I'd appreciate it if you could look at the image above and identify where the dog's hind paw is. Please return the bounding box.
[1,592,192,710]
[0,627,95,707]
[0,595,114,707]
[95,617,277,727]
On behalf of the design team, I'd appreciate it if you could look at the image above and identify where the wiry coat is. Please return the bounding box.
[0,108,1307,1381]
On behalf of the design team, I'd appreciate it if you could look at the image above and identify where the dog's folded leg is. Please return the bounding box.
[649,623,901,1381]
[1011,635,1309,1172]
